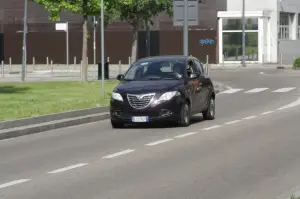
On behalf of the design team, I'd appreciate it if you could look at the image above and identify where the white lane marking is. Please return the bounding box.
[244,88,269,93]
[202,125,221,131]
[0,179,31,189]
[47,163,88,174]
[261,111,274,115]
[102,149,135,159]
[225,120,241,125]
[175,132,198,138]
[272,87,296,93]
[219,88,243,94]
[146,139,173,146]
[278,97,300,110]
[279,97,300,110]
[243,116,258,120]
[259,72,264,75]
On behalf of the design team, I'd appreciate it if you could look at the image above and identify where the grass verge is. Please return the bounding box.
[0,80,119,120]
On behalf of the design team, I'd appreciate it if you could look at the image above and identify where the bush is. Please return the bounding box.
[293,57,300,68]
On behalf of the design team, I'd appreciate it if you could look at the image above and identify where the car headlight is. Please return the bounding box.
[158,91,180,102]
[111,92,123,101]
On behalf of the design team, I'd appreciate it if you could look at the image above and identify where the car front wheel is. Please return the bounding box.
[202,97,215,120]
[178,102,191,127]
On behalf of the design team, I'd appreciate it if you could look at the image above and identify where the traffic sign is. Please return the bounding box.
[173,0,199,26]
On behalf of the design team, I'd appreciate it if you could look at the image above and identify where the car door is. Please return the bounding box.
[193,59,211,111]
[184,59,199,114]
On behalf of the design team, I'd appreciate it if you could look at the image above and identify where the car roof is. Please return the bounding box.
[135,55,198,63]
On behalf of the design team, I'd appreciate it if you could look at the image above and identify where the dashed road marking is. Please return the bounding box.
[244,88,269,93]
[242,116,258,120]
[261,111,274,115]
[272,87,296,93]
[202,125,221,131]
[219,88,243,94]
[0,179,31,189]
[102,149,135,159]
[225,120,241,125]
[175,132,198,138]
[47,163,88,174]
[146,139,173,146]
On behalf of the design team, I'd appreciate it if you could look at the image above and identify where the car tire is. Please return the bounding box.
[178,102,191,127]
[202,97,215,120]
[111,120,124,128]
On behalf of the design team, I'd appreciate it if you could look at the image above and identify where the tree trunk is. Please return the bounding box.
[81,15,88,81]
[131,26,138,64]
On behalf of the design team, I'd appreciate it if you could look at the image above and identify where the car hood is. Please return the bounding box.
[114,80,183,94]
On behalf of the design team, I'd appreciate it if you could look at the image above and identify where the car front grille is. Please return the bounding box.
[127,93,155,109]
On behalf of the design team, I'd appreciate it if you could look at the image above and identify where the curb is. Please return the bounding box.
[0,112,110,140]
[0,82,226,141]
[0,106,109,130]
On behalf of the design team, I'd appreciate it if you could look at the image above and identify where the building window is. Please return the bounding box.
[298,14,300,39]
[223,18,258,31]
[279,12,290,40]
[223,32,258,61]
[222,17,259,62]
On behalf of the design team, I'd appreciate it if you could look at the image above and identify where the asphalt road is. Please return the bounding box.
[1,68,300,199]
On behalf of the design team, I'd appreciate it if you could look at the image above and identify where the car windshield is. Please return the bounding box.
[123,59,185,81]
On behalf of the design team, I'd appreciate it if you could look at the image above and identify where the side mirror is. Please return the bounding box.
[190,73,200,79]
[117,74,124,81]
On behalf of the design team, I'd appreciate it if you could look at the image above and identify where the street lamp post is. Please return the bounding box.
[93,16,97,66]
[242,0,246,67]
[100,0,105,98]
[21,0,28,81]
[183,0,188,56]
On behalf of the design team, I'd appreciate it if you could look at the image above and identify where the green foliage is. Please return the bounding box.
[117,0,173,27]
[32,0,121,22]
[293,57,300,68]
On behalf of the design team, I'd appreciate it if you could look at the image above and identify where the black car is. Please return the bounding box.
[110,55,216,128]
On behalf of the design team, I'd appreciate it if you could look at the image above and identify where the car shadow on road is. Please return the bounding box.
[123,115,204,129]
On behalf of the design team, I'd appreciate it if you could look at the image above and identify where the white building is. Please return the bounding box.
[217,0,300,64]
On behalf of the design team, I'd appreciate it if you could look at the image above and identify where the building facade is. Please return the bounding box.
[0,0,226,64]
[217,0,300,64]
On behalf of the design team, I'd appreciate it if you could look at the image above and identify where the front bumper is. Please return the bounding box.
[110,97,183,123]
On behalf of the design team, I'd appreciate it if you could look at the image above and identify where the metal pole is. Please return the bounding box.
[21,0,28,81]
[183,0,188,56]
[146,20,150,57]
[93,16,96,66]
[100,0,105,98]
[242,0,246,67]
[66,21,69,66]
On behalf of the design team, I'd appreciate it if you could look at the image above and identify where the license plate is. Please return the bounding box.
[131,116,149,123]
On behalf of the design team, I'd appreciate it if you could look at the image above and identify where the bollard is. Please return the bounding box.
[206,55,210,76]
[80,60,83,78]
[74,57,77,70]
[222,54,225,68]
[51,60,53,76]
[128,56,131,65]
[1,61,4,77]
[33,57,35,70]
[118,60,122,75]
[46,57,49,68]
[107,57,110,63]
[280,54,283,68]
[9,57,12,73]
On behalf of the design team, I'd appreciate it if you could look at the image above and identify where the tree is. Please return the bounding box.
[33,0,122,81]
[117,0,172,63]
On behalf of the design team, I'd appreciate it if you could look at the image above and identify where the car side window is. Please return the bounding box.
[188,60,199,74]
[193,60,204,75]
